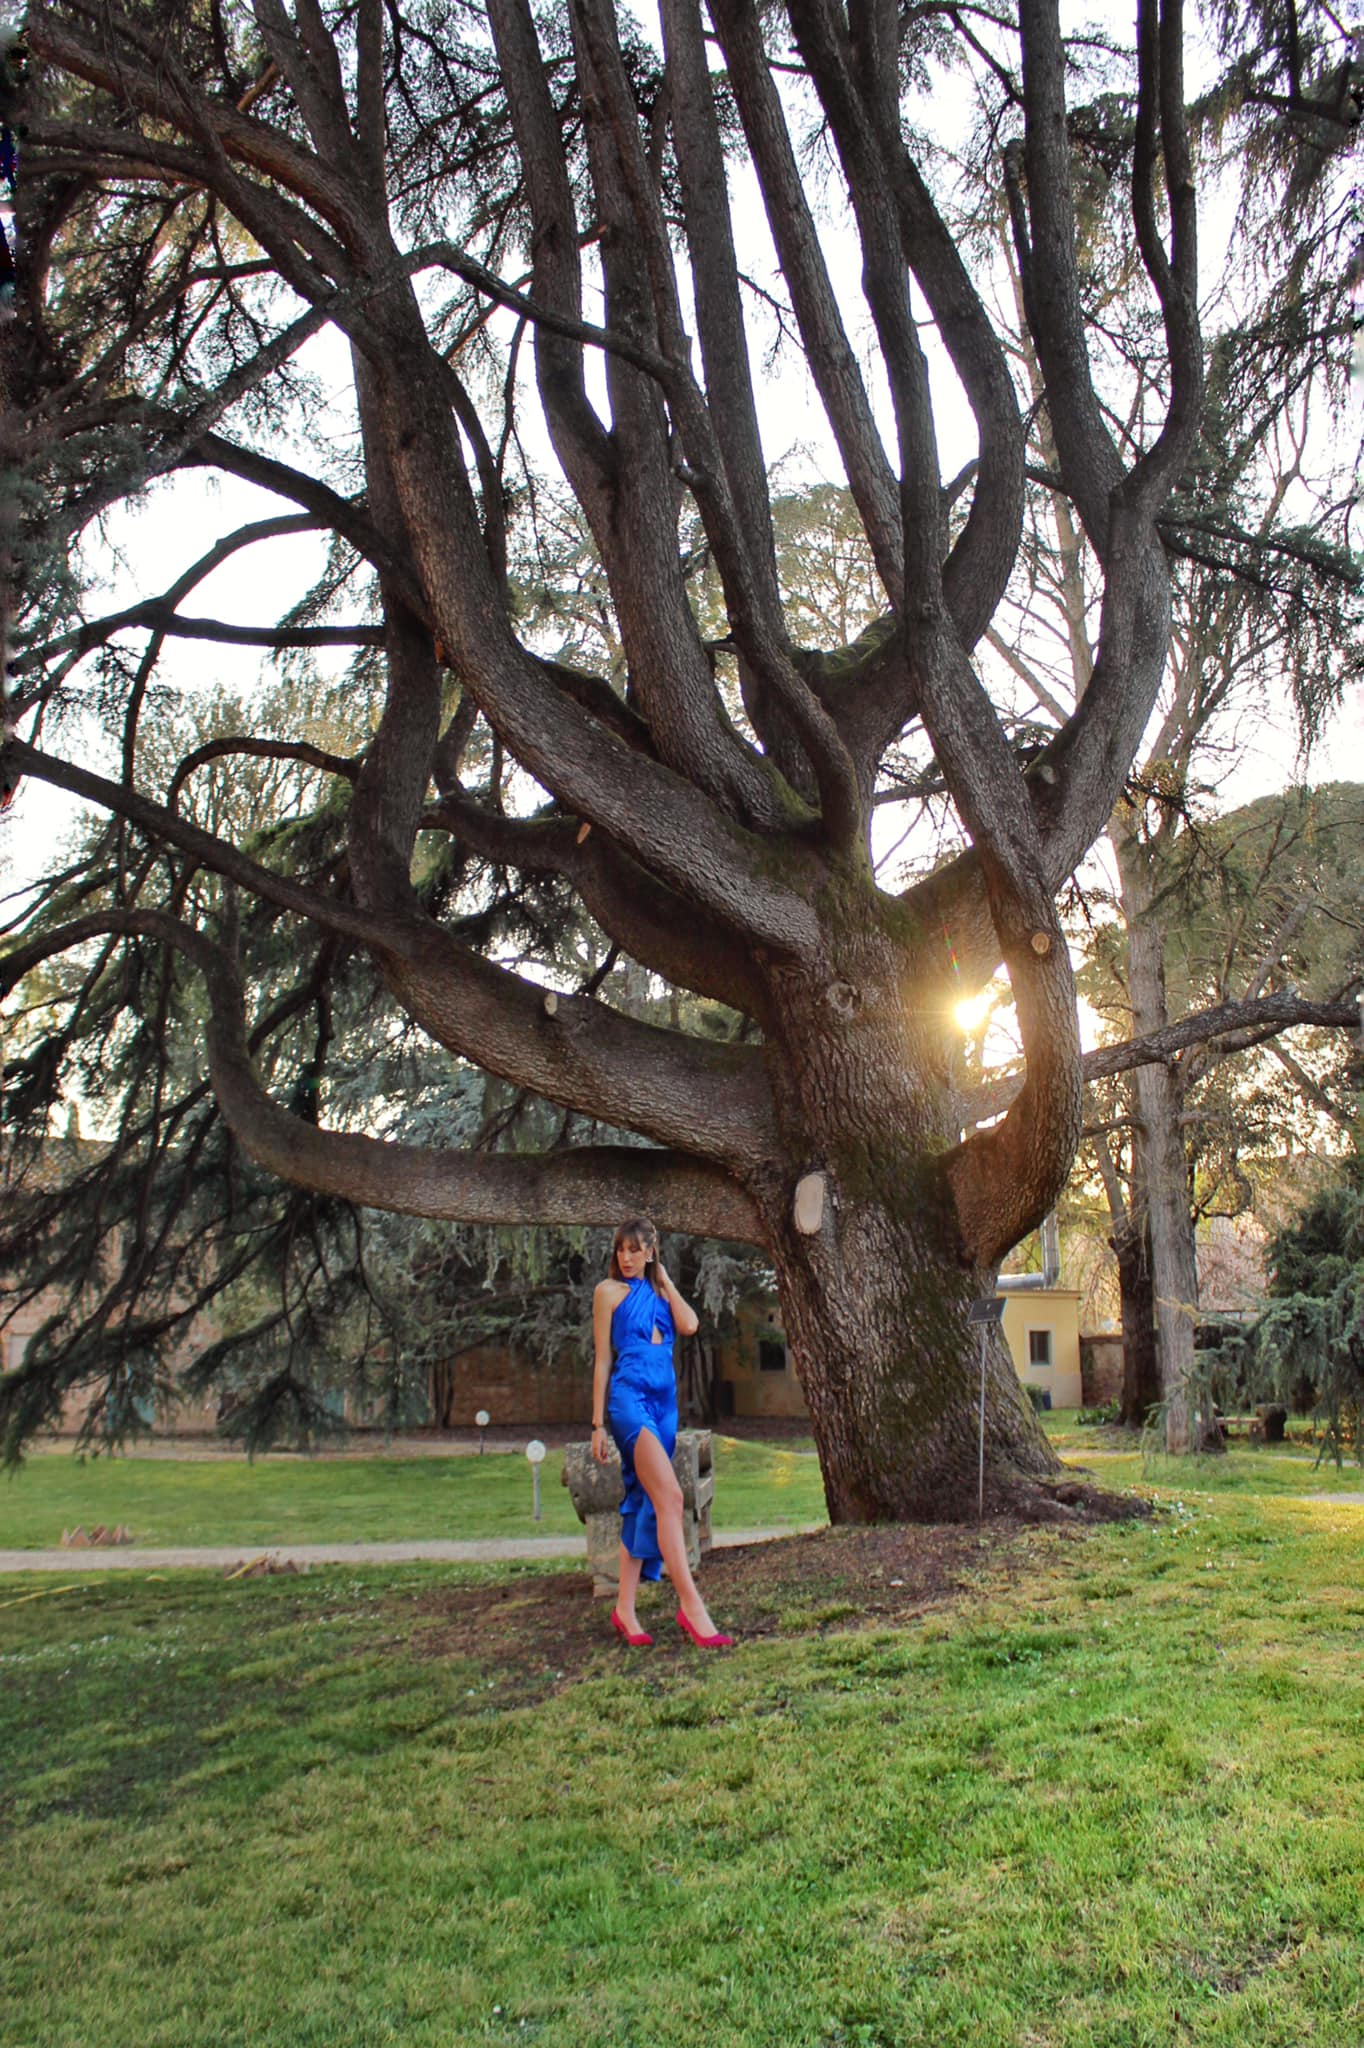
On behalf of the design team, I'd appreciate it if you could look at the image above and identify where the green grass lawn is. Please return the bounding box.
[0,1436,830,1550]
[1042,1411,1364,1504]
[3,1484,1362,2046]
[8,1422,1349,1556]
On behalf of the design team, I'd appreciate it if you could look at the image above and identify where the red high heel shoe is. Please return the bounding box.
[676,1608,734,1649]
[611,1610,654,1647]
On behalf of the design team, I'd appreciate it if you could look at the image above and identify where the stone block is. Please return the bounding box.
[562,1428,714,1597]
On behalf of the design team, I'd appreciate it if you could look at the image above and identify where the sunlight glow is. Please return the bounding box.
[954,990,996,1035]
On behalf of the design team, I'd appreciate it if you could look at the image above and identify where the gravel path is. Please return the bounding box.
[0,1524,824,1575]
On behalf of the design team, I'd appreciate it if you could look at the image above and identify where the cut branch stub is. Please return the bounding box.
[793,1171,827,1236]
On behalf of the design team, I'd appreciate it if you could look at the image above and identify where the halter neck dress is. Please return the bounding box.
[606,1276,678,1581]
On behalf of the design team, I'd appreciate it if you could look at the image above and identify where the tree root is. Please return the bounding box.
[999,1474,1153,1525]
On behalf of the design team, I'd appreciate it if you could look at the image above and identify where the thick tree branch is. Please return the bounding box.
[565,0,832,838]
[0,760,781,1169]
[571,1,862,843]
[789,0,942,609]
[1123,0,1202,514]
[707,0,905,610]
[0,912,765,1244]
[422,788,768,1017]
[346,348,449,913]
[963,989,1364,1124]
[340,292,826,952]
[485,0,614,510]
[659,0,779,614]
[168,737,360,814]
[381,922,778,1170]
[1028,519,1175,882]
[2,741,404,952]
[886,145,1025,654]
[1013,0,1124,551]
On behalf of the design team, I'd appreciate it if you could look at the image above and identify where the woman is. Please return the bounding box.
[591,1218,733,1649]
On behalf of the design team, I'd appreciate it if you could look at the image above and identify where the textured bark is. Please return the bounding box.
[1134,1061,1203,1452]
[1114,824,1202,1451]
[746,906,1064,1518]
[1092,1130,1162,1428]
[771,1198,1061,1521]
[1113,1215,1162,1429]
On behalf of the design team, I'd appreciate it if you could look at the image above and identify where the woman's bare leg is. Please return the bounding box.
[615,1545,645,1631]
[631,1428,720,1636]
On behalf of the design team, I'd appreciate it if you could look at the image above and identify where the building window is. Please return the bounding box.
[1028,1329,1053,1368]
[758,1338,787,1374]
[3,1332,28,1374]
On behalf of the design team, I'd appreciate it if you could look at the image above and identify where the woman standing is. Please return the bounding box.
[590,1218,733,1648]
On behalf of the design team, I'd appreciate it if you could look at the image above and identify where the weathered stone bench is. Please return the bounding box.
[561,1428,714,1597]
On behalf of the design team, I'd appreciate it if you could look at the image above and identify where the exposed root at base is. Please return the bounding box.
[832,1472,1153,1527]
[995,1474,1152,1525]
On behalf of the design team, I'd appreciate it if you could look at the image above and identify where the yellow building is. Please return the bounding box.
[716,1286,1084,1419]
[1000,1288,1083,1409]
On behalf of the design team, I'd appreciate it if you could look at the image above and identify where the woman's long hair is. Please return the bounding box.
[610,1216,667,1295]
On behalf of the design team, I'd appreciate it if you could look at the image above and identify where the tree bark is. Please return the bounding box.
[771,1194,1060,1521]
[747,918,1064,1520]
[1113,822,1204,1450]
[1113,1214,1162,1428]
[1090,1129,1161,1426]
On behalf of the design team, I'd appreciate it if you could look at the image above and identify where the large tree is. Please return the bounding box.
[3,0,1359,1515]
[1082,784,1364,1424]
[961,24,1360,1442]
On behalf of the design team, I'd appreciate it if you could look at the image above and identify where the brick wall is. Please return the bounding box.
[1080,1333,1124,1407]
[430,1344,594,1427]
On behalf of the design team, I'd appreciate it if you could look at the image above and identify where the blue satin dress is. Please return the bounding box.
[606,1276,678,1581]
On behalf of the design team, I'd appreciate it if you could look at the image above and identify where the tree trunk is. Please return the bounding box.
[749,947,1064,1521]
[1114,826,1203,1452]
[1133,1060,1206,1451]
[1091,1130,1161,1427]
[770,1204,1060,1521]
[1111,1213,1161,1427]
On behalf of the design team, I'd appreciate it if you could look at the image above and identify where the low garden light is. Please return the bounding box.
[475,1409,490,1455]
[525,1438,547,1521]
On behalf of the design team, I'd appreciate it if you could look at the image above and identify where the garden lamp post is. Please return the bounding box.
[526,1439,546,1522]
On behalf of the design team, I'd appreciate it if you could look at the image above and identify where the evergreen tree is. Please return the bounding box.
[1249,1161,1364,1466]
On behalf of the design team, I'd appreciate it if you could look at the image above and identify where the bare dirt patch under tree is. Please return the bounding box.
[404,1491,1145,1699]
